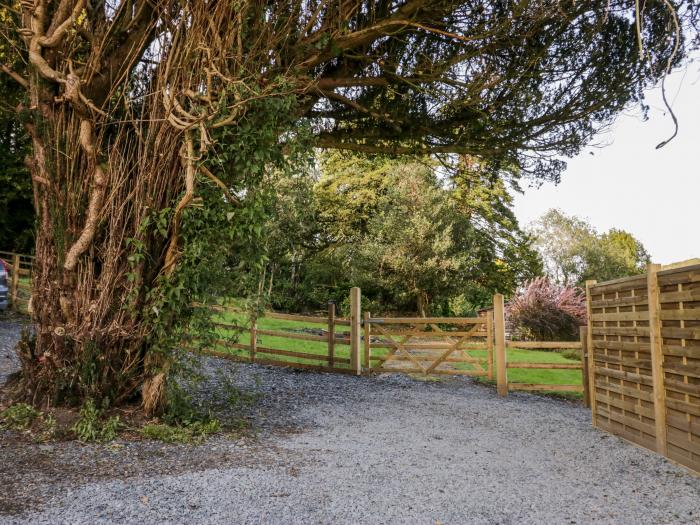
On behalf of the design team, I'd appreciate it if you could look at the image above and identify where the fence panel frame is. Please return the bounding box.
[586,261,700,475]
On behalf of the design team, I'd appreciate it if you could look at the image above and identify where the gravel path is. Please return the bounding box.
[1,318,699,524]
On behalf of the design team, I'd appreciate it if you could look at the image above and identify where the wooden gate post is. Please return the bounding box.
[10,254,20,310]
[647,263,668,455]
[486,311,494,380]
[363,311,371,374]
[350,287,361,375]
[580,325,590,408]
[327,301,336,368]
[494,293,507,396]
[250,317,258,363]
[585,280,598,425]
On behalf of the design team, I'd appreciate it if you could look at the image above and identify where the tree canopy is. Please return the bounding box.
[255,153,541,316]
[2,0,696,412]
[529,208,651,286]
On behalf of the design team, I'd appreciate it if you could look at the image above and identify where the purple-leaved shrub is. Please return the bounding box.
[506,277,587,341]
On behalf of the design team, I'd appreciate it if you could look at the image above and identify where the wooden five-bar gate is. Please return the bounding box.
[363,314,493,378]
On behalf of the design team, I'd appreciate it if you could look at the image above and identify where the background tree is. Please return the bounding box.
[1,0,693,412]
[0,7,33,253]
[255,152,541,316]
[529,209,651,286]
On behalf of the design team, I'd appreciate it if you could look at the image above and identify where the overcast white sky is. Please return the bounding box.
[512,63,700,265]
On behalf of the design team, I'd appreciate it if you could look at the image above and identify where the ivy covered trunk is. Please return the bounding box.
[17,74,188,411]
[9,2,301,413]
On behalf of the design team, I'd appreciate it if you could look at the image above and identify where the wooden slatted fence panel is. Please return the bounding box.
[588,274,655,451]
[587,263,700,475]
[657,263,700,472]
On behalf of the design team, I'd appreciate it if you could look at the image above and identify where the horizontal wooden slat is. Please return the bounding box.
[424,368,486,376]
[594,419,656,450]
[595,393,656,419]
[591,295,648,308]
[660,289,700,303]
[594,366,653,386]
[666,412,700,435]
[596,406,656,436]
[657,268,700,286]
[592,327,650,337]
[256,345,351,364]
[506,363,581,370]
[663,345,700,358]
[591,352,651,369]
[589,275,647,294]
[263,311,329,324]
[664,363,700,380]
[659,309,700,321]
[664,377,700,397]
[370,330,487,337]
[666,397,700,418]
[594,380,654,402]
[591,311,649,322]
[508,341,581,349]
[666,427,700,456]
[661,326,700,339]
[199,348,355,374]
[372,355,486,365]
[592,340,651,353]
[508,383,583,392]
[368,317,484,325]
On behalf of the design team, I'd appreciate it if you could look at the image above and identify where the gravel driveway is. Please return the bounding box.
[1,317,699,524]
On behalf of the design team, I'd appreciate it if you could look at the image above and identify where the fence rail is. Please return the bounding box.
[0,251,33,313]
[190,297,357,373]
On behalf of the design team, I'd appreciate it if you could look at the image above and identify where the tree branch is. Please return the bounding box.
[0,64,28,88]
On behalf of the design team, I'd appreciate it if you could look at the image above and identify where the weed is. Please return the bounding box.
[141,419,220,444]
[0,403,39,430]
[560,349,582,361]
[72,399,121,442]
[35,413,57,442]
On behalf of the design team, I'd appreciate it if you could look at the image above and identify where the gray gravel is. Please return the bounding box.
[2,321,699,524]
[0,312,25,386]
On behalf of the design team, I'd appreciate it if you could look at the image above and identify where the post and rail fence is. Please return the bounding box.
[4,248,696,473]
[0,251,34,313]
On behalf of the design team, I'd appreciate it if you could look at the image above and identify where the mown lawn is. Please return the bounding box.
[201,309,583,397]
[209,309,353,366]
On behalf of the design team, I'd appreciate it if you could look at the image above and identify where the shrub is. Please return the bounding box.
[506,277,586,341]
[0,403,39,430]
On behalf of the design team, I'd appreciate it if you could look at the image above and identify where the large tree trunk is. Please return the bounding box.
[17,74,185,410]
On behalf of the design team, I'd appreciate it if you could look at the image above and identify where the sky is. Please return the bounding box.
[512,63,700,266]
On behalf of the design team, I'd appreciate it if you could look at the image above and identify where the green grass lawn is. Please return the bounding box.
[200,309,583,397]
[206,308,353,368]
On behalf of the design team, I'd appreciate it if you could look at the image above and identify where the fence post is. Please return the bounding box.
[585,280,598,425]
[327,301,336,368]
[350,287,361,375]
[580,325,590,408]
[647,263,668,455]
[250,317,258,363]
[494,293,507,396]
[486,311,494,380]
[363,311,371,374]
[10,254,20,310]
